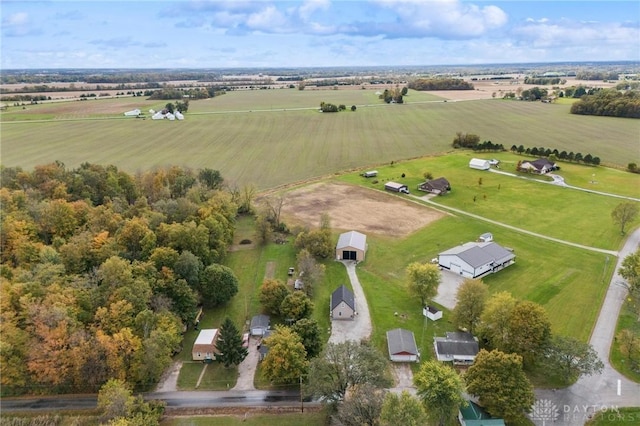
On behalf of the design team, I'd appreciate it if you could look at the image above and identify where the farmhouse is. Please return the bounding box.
[386,328,419,362]
[459,400,505,426]
[384,181,410,194]
[418,177,451,195]
[331,284,355,320]
[469,158,490,170]
[518,158,558,174]
[434,331,479,364]
[250,314,270,336]
[423,305,443,321]
[336,230,367,262]
[437,241,515,279]
[192,329,219,362]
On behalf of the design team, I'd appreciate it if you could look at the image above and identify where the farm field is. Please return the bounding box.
[338,152,640,250]
[1,89,638,190]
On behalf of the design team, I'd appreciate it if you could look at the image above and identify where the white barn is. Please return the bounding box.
[469,158,490,170]
[438,241,515,279]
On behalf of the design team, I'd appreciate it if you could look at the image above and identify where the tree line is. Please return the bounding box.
[510,145,601,165]
[0,162,245,395]
[408,78,474,91]
[570,88,640,118]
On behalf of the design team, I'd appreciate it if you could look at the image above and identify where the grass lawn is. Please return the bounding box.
[176,362,206,389]
[160,411,328,426]
[2,90,638,190]
[586,408,640,425]
[338,152,640,250]
[610,298,640,382]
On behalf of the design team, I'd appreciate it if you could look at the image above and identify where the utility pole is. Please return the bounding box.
[300,375,304,413]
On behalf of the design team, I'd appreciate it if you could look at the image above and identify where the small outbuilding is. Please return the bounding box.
[384,181,410,194]
[418,177,451,195]
[362,170,378,178]
[423,305,443,321]
[434,331,479,364]
[192,328,219,361]
[386,328,419,362]
[336,230,367,262]
[250,314,270,336]
[478,232,493,242]
[469,158,490,170]
[330,285,355,320]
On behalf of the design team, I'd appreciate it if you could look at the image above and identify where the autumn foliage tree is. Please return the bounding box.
[261,326,308,384]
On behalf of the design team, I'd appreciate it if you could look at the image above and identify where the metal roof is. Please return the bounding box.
[250,314,270,329]
[387,328,418,356]
[194,329,218,345]
[439,242,514,268]
[336,230,367,251]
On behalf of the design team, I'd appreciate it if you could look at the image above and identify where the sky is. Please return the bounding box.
[1,0,639,69]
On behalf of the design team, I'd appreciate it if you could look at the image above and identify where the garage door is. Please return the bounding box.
[451,263,462,274]
[343,250,357,260]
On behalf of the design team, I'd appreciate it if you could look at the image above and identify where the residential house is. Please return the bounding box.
[418,177,451,195]
[518,158,558,174]
[434,331,479,364]
[192,329,219,361]
[459,400,505,426]
[331,285,355,320]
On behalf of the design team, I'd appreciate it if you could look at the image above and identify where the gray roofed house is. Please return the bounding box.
[330,284,355,320]
[518,158,558,174]
[434,331,479,364]
[250,314,270,336]
[387,328,419,362]
[418,177,451,195]
[437,241,515,279]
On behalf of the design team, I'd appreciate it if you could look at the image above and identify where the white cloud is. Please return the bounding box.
[246,5,289,32]
[298,0,331,21]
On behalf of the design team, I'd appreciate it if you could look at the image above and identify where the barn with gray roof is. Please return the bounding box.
[437,241,515,278]
[386,328,419,362]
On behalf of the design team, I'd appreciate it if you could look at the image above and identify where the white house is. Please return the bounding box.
[387,328,419,362]
[438,241,515,279]
[469,158,490,170]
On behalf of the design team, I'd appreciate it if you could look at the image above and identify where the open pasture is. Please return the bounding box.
[1,89,638,190]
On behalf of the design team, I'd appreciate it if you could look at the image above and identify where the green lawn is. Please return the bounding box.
[586,408,640,425]
[610,298,640,382]
[160,410,327,426]
[339,152,640,250]
[2,90,638,190]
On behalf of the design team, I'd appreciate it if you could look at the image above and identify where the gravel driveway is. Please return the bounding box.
[328,261,372,344]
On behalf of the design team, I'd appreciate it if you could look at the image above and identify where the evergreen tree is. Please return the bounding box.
[216,317,248,368]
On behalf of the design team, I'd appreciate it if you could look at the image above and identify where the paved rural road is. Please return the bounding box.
[532,227,640,426]
[328,261,373,344]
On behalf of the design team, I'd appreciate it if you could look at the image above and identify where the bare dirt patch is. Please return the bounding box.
[279,182,444,238]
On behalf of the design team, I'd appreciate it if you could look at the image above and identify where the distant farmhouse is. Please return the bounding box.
[418,177,451,195]
[437,241,515,279]
[518,158,558,174]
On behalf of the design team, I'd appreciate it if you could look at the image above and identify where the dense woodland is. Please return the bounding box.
[570,89,640,118]
[0,163,241,395]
